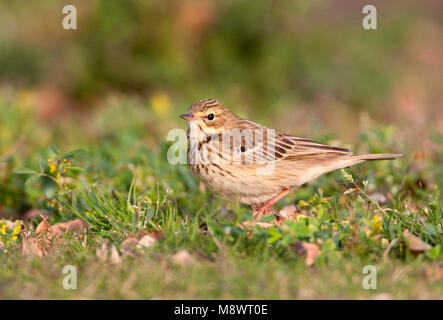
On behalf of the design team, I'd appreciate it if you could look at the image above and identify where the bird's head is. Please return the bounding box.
[180,99,237,134]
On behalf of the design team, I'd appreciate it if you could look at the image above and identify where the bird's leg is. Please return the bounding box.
[253,188,290,218]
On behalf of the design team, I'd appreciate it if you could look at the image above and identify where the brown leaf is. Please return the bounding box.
[275,205,309,225]
[279,205,297,219]
[425,266,443,280]
[171,250,194,266]
[292,241,321,266]
[110,245,122,264]
[403,230,431,252]
[146,230,163,240]
[121,237,139,252]
[35,216,51,236]
[136,229,163,241]
[51,219,88,236]
[22,239,41,257]
[136,235,156,249]
[96,243,108,262]
[21,238,50,257]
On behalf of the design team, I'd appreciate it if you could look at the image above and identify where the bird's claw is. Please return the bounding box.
[253,203,273,218]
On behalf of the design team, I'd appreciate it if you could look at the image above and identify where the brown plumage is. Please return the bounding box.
[181,99,402,217]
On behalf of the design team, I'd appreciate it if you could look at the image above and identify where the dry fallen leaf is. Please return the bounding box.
[425,266,443,280]
[171,250,194,266]
[275,205,309,225]
[279,205,297,219]
[34,217,87,239]
[121,237,139,252]
[135,230,163,241]
[110,245,122,264]
[22,238,41,257]
[21,238,50,257]
[96,243,108,262]
[35,216,51,236]
[292,241,321,266]
[146,230,163,240]
[51,219,88,236]
[403,230,431,253]
[136,235,156,249]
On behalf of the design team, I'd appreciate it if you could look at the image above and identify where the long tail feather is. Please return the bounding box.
[344,153,403,161]
[288,153,402,187]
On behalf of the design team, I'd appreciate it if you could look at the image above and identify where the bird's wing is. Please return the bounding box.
[275,134,352,162]
[235,128,352,164]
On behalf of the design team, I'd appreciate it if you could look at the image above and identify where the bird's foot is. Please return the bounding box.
[252,203,274,218]
[252,188,291,219]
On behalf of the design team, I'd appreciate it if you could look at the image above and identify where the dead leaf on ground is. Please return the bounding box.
[35,216,51,236]
[146,230,163,240]
[110,245,122,264]
[136,229,163,241]
[121,237,139,252]
[136,235,156,249]
[96,243,108,262]
[171,250,194,266]
[275,205,310,225]
[403,230,431,253]
[34,217,88,240]
[22,238,51,257]
[278,205,297,219]
[22,239,41,257]
[425,266,443,280]
[51,219,88,236]
[291,240,321,266]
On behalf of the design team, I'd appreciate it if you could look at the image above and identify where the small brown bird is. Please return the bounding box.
[181,99,402,217]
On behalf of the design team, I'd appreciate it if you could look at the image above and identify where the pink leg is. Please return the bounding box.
[253,188,290,218]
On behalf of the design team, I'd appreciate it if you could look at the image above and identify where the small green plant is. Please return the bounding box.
[13,146,85,189]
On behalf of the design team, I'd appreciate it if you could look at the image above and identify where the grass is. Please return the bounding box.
[0,97,442,299]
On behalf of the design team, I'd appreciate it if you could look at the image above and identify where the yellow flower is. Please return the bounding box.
[150,92,171,118]
[0,224,6,235]
[49,163,57,173]
[12,222,21,236]
[371,215,383,234]
[297,200,308,207]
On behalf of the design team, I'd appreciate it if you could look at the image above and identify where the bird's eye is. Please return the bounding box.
[207,113,215,121]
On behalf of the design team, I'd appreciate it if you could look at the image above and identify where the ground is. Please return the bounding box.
[0,97,441,299]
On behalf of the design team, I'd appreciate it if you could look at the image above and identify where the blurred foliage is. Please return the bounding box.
[1,0,439,114]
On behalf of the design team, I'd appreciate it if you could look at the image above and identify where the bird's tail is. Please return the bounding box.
[343,153,403,162]
[289,153,402,187]
[328,153,403,172]
[315,153,403,176]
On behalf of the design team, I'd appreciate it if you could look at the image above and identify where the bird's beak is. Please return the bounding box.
[180,112,198,121]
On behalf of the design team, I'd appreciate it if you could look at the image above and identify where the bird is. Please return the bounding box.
[180,98,402,218]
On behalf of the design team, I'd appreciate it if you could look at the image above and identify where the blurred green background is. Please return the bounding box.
[0,0,442,216]
[0,0,441,122]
